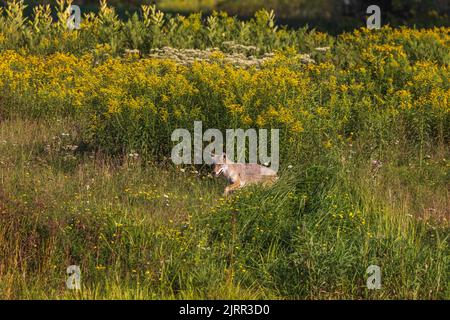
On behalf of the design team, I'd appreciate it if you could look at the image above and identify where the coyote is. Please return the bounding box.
[210,153,278,196]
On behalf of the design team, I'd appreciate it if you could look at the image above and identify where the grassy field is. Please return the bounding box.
[0,1,449,299]
[0,117,448,299]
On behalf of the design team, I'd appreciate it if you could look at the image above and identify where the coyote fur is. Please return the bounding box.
[210,153,278,196]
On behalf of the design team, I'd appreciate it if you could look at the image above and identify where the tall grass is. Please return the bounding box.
[0,117,448,299]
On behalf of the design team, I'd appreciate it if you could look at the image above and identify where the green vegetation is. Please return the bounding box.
[0,0,449,299]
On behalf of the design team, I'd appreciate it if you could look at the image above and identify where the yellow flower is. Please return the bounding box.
[324,140,332,149]
[107,99,121,114]
[241,115,252,125]
[291,121,304,134]
[227,104,244,114]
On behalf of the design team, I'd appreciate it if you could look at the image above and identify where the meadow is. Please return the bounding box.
[0,0,449,299]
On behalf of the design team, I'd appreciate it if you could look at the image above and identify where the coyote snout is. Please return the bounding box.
[210,153,278,196]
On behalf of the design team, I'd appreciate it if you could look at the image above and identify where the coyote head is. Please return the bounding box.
[213,163,225,177]
[210,153,230,177]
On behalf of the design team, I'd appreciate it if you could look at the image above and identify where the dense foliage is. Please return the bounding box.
[0,0,448,299]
